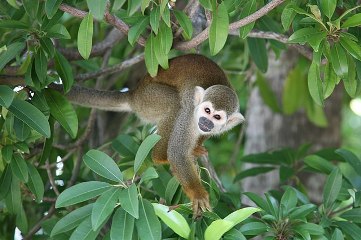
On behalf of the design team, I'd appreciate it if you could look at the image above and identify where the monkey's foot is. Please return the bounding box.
[193,146,208,157]
[192,193,211,219]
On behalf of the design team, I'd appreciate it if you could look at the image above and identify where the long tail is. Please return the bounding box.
[51,84,132,112]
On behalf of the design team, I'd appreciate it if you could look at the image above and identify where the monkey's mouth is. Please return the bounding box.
[198,122,211,132]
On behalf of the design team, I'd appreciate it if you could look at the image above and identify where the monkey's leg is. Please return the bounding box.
[152,116,177,165]
[168,105,211,218]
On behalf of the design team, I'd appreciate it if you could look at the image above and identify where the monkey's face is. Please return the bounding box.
[193,86,245,136]
[195,101,227,135]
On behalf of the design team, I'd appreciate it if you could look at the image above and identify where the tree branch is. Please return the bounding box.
[59,3,146,46]
[174,0,286,50]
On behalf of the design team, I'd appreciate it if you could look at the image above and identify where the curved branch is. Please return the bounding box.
[174,0,286,51]
[59,3,146,46]
[75,53,144,81]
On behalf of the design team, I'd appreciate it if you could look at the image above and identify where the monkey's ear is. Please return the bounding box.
[227,112,245,129]
[194,86,205,106]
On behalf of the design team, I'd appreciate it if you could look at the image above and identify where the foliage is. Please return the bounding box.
[0,0,361,239]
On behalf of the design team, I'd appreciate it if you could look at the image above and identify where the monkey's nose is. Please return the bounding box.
[198,117,214,132]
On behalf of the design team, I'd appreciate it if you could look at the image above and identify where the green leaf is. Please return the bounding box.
[22,0,39,19]
[135,198,161,240]
[56,181,112,208]
[134,134,161,174]
[119,184,139,219]
[224,207,261,224]
[77,13,93,59]
[304,155,334,174]
[243,192,269,213]
[330,42,348,78]
[83,150,123,182]
[111,208,134,240]
[140,167,158,184]
[0,165,12,200]
[294,223,324,236]
[5,175,21,214]
[150,6,160,34]
[323,167,342,209]
[248,38,268,73]
[340,209,361,223]
[26,163,44,203]
[323,61,338,99]
[86,0,106,20]
[281,2,297,30]
[34,50,48,84]
[234,167,274,182]
[40,38,55,58]
[319,0,336,19]
[128,16,149,46]
[11,154,28,182]
[336,149,361,177]
[47,24,71,39]
[158,21,172,53]
[162,7,171,27]
[288,28,326,52]
[344,55,357,97]
[204,207,260,240]
[16,205,28,233]
[112,134,139,157]
[289,204,316,219]
[140,0,150,13]
[8,99,50,138]
[54,50,74,93]
[174,10,193,40]
[91,188,119,230]
[51,204,93,236]
[209,2,229,55]
[127,0,141,16]
[0,42,25,72]
[45,0,63,19]
[239,0,257,38]
[154,34,169,69]
[0,85,15,108]
[0,20,28,29]
[113,0,126,11]
[308,59,323,106]
[336,222,361,240]
[331,228,344,240]
[205,220,234,240]
[280,187,297,213]
[144,33,158,77]
[1,145,13,164]
[45,89,78,138]
[152,203,190,239]
[340,35,361,62]
[165,177,179,204]
[342,13,361,28]
[14,116,31,141]
[69,217,100,240]
[256,72,280,112]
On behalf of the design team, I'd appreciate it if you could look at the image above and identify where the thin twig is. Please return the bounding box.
[75,53,144,82]
[58,3,146,46]
[23,204,56,240]
[45,160,60,196]
[174,0,286,50]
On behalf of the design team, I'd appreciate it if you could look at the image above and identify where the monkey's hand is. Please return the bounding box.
[193,145,208,157]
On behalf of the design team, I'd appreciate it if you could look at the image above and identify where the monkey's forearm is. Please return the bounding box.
[51,84,132,112]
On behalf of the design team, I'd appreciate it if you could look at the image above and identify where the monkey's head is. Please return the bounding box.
[194,85,245,136]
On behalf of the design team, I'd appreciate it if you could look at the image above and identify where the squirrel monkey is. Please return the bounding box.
[62,54,244,217]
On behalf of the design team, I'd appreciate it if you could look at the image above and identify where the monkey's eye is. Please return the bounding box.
[214,114,221,120]
[205,108,211,114]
